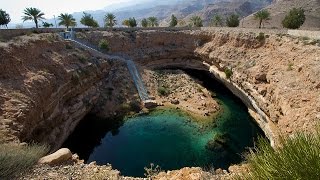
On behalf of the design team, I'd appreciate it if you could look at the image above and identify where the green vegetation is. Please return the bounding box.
[0,143,49,179]
[254,9,270,29]
[169,14,178,27]
[256,32,266,42]
[141,18,148,27]
[144,163,162,178]
[282,8,306,29]
[80,12,99,28]
[178,19,186,27]
[0,9,10,28]
[42,22,53,28]
[22,7,45,29]
[128,17,137,27]
[224,68,233,79]
[190,16,203,27]
[211,15,223,27]
[58,13,77,29]
[122,19,130,27]
[148,16,159,27]
[157,86,170,96]
[240,130,320,180]
[98,39,110,51]
[287,62,294,71]
[226,14,239,27]
[104,13,117,28]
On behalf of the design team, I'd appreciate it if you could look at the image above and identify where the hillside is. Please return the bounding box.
[27,0,271,28]
[161,0,273,26]
[241,0,320,29]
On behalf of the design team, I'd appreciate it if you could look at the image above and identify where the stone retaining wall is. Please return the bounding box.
[288,30,320,40]
[1,27,319,41]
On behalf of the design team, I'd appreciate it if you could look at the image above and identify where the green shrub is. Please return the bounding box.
[224,68,233,79]
[256,32,265,42]
[240,131,320,180]
[0,143,49,179]
[287,62,294,71]
[77,54,87,63]
[226,14,239,27]
[157,86,170,96]
[98,39,110,51]
[282,8,306,29]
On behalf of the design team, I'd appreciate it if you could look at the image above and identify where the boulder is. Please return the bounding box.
[171,99,180,105]
[38,148,72,165]
[144,100,158,109]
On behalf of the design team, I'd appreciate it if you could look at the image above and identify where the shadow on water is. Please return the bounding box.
[63,115,124,161]
[63,68,265,177]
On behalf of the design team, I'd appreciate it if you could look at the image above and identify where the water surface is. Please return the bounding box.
[64,70,263,177]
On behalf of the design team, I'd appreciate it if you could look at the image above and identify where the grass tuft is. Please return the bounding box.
[0,143,49,179]
[238,130,320,180]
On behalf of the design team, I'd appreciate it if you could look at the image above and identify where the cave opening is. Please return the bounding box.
[63,68,265,177]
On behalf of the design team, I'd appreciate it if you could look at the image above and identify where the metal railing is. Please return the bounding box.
[60,31,150,102]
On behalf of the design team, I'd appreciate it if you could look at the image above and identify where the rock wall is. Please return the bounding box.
[1,29,319,151]
[0,34,113,150]
[80,29,320,145]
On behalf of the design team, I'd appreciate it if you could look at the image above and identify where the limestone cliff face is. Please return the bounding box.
[80,29,320,144]
[0,34,112,150]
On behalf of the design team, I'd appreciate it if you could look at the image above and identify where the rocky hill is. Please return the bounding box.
[241,0,320,29]
[62,0,272,27]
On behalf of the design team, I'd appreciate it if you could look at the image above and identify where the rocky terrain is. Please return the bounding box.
[81,29,320,145]
[0,28,319,179]
[242,0,320,29]
[143,69,220,121]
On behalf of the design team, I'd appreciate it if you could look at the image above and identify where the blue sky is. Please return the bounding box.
[1,0,135,23]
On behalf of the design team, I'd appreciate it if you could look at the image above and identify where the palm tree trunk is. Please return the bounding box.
[34,17,38,28]
[259,19,262,29]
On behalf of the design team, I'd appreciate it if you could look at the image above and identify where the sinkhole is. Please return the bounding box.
[63,69,264,177]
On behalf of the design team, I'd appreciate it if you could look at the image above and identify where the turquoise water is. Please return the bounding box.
[63,70,263,177]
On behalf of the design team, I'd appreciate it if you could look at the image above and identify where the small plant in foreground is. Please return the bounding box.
[256,32,266,42]
[224,68,233,79]
[287,62,294,71]
[99,39,110,51]
[238,130,320,180]
[0,143,49,179]
[157,86,170,96]
[144,163,162,178]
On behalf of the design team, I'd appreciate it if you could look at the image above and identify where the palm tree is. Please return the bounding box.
[169,14,178,27]
[22,7,45,28]
[42,22,53,28]
[211,15,223,27]
[80,12,98,28]
[148,17,158,27]
[141,18,148,27]
[0,9,10,28]
[254,9,270,28]
[104,13,116,28]
[58,13,77,29]
[190,16,203,27]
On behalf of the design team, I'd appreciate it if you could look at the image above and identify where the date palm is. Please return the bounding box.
[148,16,158,27]
[254,9,270,28]
[104,13,116,28]
[22,7,45,28]
[58,13,77,29]
[190,16,203,27]
[0,9,10,28]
